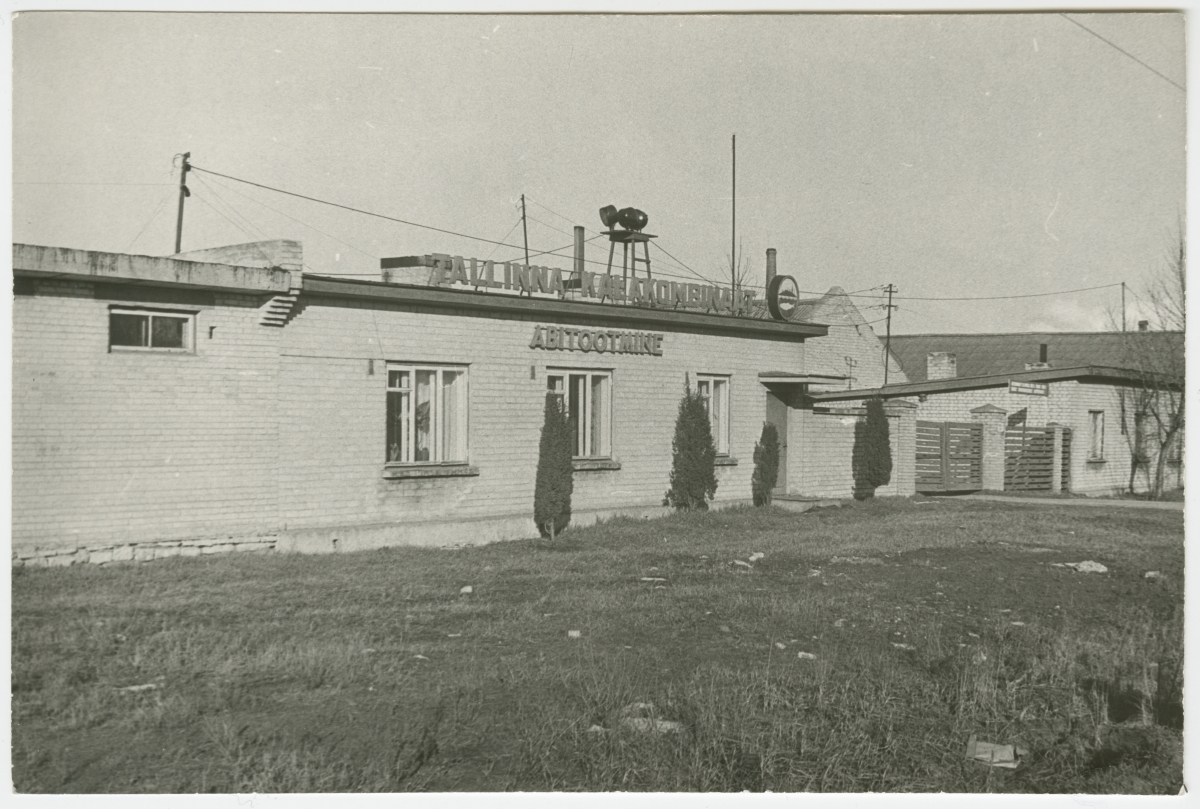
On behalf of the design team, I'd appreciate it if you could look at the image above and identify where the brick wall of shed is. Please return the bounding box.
[12,279,282,557]
[792,407,913,499]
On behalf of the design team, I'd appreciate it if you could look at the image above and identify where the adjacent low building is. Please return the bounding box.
[816,332,1185,496]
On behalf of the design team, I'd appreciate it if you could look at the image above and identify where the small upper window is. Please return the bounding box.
[110,308,194,352]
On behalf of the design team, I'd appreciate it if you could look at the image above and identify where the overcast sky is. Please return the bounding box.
[12,11,1185,334]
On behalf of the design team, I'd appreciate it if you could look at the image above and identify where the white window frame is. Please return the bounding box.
[547,369,612,459]
[1088,410,1105,461]
[696,374,731,456]
[108,307,196,353]
[386,364,469,465]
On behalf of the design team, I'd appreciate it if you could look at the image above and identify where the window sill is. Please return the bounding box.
[714,455,739,467]
[573,458,621,472]
[109,347,194,355]
[1085,458,1107,465]
[383,463,479,480]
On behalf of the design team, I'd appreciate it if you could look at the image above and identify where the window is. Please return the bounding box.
[386,365,468,464]
[696,375,730,455]
[1088,410,1105,460]
[547,370,611,458]
[109,308,194,352]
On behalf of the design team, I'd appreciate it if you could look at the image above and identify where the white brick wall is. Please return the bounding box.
[275,297,807,531]
[13,280,281,553]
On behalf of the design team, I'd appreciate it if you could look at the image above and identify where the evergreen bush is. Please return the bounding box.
[665,379,718,510]
[851,395,892,499]
[751,422,780,506]
[534,392,574,537]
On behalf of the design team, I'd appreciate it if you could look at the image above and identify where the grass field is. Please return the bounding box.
[11,497,1183,793]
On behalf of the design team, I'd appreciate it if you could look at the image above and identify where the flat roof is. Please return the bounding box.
[810,365,1181,401]
[303,275,830,341]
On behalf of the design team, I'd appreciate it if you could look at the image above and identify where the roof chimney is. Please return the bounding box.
[927,352,957,380]
[766,248,777,285]
[1039,343,1048,363]
[1138,320,1149,332]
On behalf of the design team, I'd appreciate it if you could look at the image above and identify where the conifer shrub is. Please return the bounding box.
[852,395,892,499]
[665,379,718,510]
[534,392,574,538]
[751,422,780,506]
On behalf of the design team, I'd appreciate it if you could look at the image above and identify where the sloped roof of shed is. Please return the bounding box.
[887,332,1183,382]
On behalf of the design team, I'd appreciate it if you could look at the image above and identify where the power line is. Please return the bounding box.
[899,282,1121,301]
[192,164,532,252]
[1060,13,1184,93]
[124,187,177,252]
[16,181,175,186]
[190,164,707,284]
[202,172,381,264]
[189,166,1128,304]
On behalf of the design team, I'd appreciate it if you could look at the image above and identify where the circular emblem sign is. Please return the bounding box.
[767,274,800,321]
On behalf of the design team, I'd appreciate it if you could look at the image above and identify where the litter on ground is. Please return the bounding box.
[797,651,817,660]
[965,734,1024,769]
[749,552,765,562]
[459,585,473,594]
[567,630,582,639]
[1053,561,1108,574]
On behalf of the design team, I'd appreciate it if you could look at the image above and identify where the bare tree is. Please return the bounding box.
[1114,234,1185,498]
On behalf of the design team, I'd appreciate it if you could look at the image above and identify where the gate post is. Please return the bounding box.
[971,404,1007,492]
[1047,422,1065,493]
[883,400,918,496]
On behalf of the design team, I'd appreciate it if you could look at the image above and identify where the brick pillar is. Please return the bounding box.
[971,404,1008,492]
[1047,422,1064,494]
[884,400,918,496]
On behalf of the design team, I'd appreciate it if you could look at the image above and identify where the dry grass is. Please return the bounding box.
[11,497,1183,793]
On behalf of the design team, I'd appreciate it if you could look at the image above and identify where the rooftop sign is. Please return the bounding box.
[382,253,758,316]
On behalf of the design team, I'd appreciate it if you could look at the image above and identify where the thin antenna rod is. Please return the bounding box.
[731,134,736,294]
[173,152,191,254]
[1122,281,1127,332]
[521,194,530,269]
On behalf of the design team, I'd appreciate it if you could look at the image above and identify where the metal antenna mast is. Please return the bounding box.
[731,134,736,294]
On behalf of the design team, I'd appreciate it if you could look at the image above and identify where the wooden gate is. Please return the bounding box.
[916,421,983,493]
[1004,427,1055,491]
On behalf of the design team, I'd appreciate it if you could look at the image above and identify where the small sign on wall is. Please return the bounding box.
[1009,380,1049,396]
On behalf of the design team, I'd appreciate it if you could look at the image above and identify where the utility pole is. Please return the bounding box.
[173,152,191,254]
[1121,281,1127,332]
[731,133,736,294]
[883,284,897,386]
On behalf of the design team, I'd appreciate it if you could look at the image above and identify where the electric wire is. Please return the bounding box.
[193,175,275,246]
[124,187,177,253]
[1060,13,1184,92]
[191,165,1129,303]
[202,173,381,265]
[191,164,720,284]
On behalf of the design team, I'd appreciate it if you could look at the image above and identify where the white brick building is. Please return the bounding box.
[12,241,918,565]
